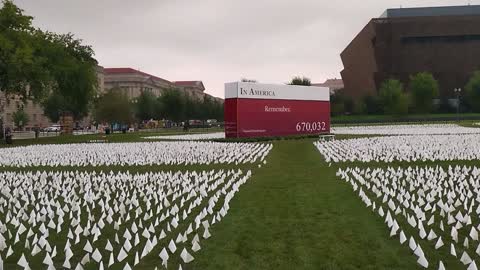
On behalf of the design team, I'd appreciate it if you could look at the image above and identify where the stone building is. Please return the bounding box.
[103,68,223,103]
[103,68,172,98]
[1,65,222,130]
[0,94,51,131]
[174,81,206,100]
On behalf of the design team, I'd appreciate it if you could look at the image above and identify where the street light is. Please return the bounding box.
[454,88,462,122]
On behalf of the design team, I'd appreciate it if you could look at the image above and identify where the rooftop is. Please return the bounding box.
[380,5,480,18]
[312,78,344,90]
[104,68,170,83]
[173,81,205,91]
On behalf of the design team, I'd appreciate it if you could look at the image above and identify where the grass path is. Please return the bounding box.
[190,139,419,270]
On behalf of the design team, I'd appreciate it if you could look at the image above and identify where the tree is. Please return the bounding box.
[184,94,200,120]
[94,89,133,125]
[0,0,52,101]
[0,1,98,122]
[135,91,158,121]
[12,108,28,129]
[288,76,311,86]
[379,79,408,115]
[330,89,346,115]
[212,100,224,121]
[409,72,439,113]
[465,71,480,112]
[159,88,185,122]
[343,96,355,114]
[154,95,165,119]
[42,92,64,122]
[200,95,215,120]
[39,32,98,121]
[362,94,383,114]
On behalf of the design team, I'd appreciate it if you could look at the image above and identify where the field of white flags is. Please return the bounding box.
[0,169,253,269]
[143,133,225,141]
[314,134,480,163]
[0,141,272,167]
[332,124,480,135]
[336,165,480,269]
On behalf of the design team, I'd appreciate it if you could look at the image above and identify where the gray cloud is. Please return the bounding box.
[14,0,480,98]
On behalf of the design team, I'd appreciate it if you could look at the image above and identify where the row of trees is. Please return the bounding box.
[93,89,223,126]
[332,71,480,116]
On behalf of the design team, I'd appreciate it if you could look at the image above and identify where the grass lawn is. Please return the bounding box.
[189,139,419,270]
[0,132,466,269]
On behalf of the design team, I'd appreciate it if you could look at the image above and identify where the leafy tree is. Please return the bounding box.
[42,92,64,122]
[288,76,311,86]
[39,32,98,121]
[466,71,480,112]
[154,96,165,119]
[379,79,408,115]
[201,95,215,120]
[159,88,185,122]
[135,91,158,121]
[409,72,439,113]
[363,94,383,114]
[212,100,224,121]
[94,89,133,125]
[330,89,346,115]
[184,94,201,120]
[0,1,98,122]
[0,0,52,100]
[12,108,28,129]
[343,96,355,114]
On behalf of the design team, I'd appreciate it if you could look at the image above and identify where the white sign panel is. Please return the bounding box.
[225,82,329,101]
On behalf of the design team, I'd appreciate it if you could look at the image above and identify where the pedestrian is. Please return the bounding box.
[5,127,12,144]
[34,126,40,139]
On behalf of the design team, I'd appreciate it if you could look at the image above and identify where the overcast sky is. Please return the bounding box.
[14,0,480,98]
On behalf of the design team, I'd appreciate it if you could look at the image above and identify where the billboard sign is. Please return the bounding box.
[224,82,330,138]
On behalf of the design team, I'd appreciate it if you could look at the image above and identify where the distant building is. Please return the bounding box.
[0,94,51,131]
[96,65,105,94]
[174,81,205,100]
[312,79,344,94]
[103,68,172,98]
[103,68,222,103]
[340,5,480,99]
[1,66,222,130]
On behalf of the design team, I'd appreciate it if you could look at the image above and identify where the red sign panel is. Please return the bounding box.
[224,82,330,138]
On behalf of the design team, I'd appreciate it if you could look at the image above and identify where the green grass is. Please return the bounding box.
[0,132,470,269]
[189,139,419,270]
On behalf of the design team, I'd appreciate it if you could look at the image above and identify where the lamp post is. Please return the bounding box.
[454,88,462,122]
